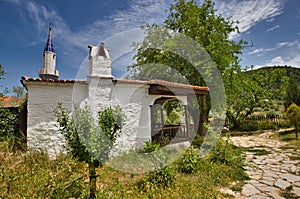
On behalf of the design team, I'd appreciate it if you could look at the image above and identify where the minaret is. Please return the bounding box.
[38,23,59,79]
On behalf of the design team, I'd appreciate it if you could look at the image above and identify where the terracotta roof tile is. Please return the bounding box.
[0,96,25,108]
[115,78,209,91]
[21,76,87,84]
[21,76,209,92]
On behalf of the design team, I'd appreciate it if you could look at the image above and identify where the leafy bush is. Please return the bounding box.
[0,108,19,139]
[208,137,243,167]
[54,103,126,198]
[258,121,276,130]
[176,146,200,174]
[285,103,300,138]
[142,140,161,153]
[239,121,259,131]
[138,166,175,191]
[277,121,292,129]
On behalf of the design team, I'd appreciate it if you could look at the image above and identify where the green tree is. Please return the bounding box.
[128,0,246,135]
[225,67,288,128]
[54,103,126,198]
[0,64,8,96]
[12,86,26,99]
[285,103,300,139]
[0,64,5,81]
[284,75,300,108]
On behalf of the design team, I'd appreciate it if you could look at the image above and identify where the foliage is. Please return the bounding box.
[164,100,182,125]
[138,166,175,191]
[0,142,89,199]
[142,140,161,153]
[0,108,19,140]
[225,67,288,129]
[280,185,299,199]
[0,137,248,198]
[285,75,300,108]
[54,103,125,198]
[98,105,126,143]
[176,146,200,174]
[138,140,175,191]
[0,101,26,149]
[0,64,5,80]
[0,64,8,96]
[128,0,246,135]
[12,86,26,99]
[208,136,244,167]
[284,103,300,138]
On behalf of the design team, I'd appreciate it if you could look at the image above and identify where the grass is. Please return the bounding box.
[272,130,300,151]
[280,185,299,199]
[241,147,272,156]
[0,137,249,199]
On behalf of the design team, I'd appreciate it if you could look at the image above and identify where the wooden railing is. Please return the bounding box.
[151,124,194,144]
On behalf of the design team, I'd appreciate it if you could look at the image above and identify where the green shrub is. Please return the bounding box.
[277,121,292,129]
[239,121,259,131]
[208,137,243,166]
[176,146,200,174]
[258,121,276,130]
[138,166,175,191]
[142,140,160,153]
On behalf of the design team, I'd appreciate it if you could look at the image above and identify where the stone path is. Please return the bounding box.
[221,131,300,198]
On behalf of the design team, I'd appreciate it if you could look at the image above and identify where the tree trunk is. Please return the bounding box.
[197,95,210,136]
[89,161,97,199]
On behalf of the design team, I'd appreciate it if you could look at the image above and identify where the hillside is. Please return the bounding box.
[246,65,300,111]
[248,65,300,81]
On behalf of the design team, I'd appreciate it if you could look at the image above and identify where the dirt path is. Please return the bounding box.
[221,131,300,198]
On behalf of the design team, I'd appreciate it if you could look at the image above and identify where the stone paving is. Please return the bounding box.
[221,131,300,198]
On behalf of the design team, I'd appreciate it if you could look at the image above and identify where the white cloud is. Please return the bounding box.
[216,0,286,34]
[248,48,264,55]
[10,0,169,69]
[266,25,280,32]
[266,18,275,23]
[266,54,300,67]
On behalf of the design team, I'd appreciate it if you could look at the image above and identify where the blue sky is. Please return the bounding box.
[0,0,299,93]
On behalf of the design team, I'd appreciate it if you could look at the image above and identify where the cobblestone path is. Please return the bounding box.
[222,131,300,198]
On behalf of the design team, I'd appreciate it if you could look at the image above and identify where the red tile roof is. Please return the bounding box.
[21,76,209,93]
[114,79,209,91]
[21,76,87,83]
[0,96,25,108]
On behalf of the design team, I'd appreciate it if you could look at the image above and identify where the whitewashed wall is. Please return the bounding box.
[24,44,188,157]
[25,81,87,157]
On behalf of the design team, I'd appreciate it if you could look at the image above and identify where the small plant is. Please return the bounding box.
[142,140,160,153]
[280,185,299,199]
[176,146,199,174]
[285,103,300,139]
[138,166,175,191]
[54,103,125,199]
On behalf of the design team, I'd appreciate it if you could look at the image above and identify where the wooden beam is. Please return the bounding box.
[149,84,208,96]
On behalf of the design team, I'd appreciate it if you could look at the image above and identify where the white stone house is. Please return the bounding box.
[21,25,209,157]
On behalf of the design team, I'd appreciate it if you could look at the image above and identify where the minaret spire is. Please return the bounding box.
[43,23,56,53]
[39,23,59,79]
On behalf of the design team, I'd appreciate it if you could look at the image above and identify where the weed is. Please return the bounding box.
[176,146,200,174]
[280,185,299,199]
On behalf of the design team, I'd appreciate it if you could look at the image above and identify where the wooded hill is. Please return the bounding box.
[246,65,300,108]
[248,66,300,81]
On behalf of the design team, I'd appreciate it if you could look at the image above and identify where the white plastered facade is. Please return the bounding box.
[23,43,188,157]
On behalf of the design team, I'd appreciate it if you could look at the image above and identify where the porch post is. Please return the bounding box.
[184,105,189,137]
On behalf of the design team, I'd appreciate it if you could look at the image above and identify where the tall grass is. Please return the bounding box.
[0,136,248,198]
[0,142,89,199]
